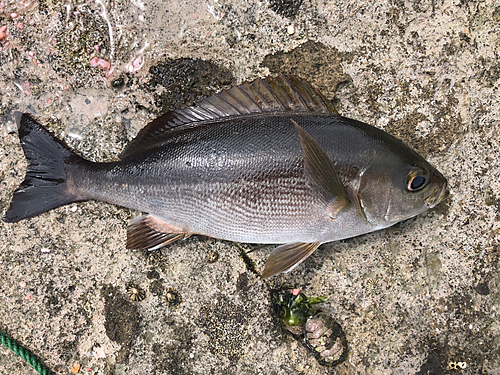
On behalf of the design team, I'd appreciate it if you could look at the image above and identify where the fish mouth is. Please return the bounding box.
[427,179,449,208]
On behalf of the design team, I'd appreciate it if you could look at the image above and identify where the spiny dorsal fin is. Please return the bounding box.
[120,75,337,159]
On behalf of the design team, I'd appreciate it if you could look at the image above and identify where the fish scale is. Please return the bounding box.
[72,116,331,242]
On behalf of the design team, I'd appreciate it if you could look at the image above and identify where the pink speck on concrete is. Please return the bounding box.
[0,25,8,40]
[90,57,111,70]
[20,81,32,96]
[105,66,114,77]
[127,55,144,72]
[93,346,106,359]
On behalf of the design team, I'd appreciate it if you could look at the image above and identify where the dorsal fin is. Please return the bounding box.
[120,75,337,159]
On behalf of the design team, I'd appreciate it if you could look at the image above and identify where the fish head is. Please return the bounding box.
[353,150,448,229]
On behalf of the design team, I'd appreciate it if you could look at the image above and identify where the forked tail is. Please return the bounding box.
[3,112,83,223]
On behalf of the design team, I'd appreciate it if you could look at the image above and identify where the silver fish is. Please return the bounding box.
[3,76,449,278]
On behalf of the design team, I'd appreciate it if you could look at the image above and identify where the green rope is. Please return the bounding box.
[0,330,52,375]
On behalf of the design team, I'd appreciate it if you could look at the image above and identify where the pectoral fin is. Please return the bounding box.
[291,119,350,218]
[127,214,190,250]
[261,242,321,279]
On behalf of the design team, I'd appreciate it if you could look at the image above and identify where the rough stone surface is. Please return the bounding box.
[0,0,499,374]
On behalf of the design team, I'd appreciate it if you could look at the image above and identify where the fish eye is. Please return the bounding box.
[406,168,428,192]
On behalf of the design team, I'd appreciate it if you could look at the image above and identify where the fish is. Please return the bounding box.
[2,76,449,278]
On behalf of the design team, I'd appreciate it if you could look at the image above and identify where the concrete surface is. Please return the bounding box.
[0,0,499,374]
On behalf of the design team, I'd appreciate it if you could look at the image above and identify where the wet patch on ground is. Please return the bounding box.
[152,329,196,375]
[262,41,353,105]
[148,58,235,113]
[102,284,141,362]
[268,0,304,19]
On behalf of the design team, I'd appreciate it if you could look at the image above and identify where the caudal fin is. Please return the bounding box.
[3,112,82,223]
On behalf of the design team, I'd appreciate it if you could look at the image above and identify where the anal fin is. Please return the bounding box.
[261,242,321,279]
[127,214,190,250]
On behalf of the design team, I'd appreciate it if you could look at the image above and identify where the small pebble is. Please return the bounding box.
[484,190,496,206]
[287,25,295,35]
[206,250,219,263]
[0,25,8,40]
[164,287,182,308]
[111,76,125,88]
[41,248,50,253]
